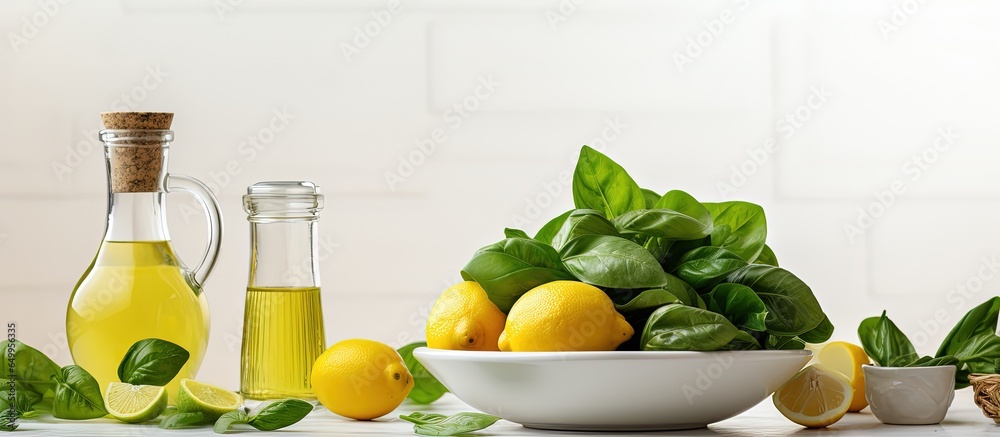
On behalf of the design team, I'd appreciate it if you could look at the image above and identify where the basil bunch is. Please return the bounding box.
[859,297,1000,389]
[0,337,194,430]
[460,146,833,351]
[1,340,107,429]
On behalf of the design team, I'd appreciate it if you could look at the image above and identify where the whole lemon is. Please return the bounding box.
[311,339,414,420]
[426,281,506,351]
[498,281,633,352]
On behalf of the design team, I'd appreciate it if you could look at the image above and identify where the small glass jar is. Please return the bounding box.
[240,181,327,400]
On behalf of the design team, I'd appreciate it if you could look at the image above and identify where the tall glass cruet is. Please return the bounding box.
[240,181,327,400]
[66,112,222,403]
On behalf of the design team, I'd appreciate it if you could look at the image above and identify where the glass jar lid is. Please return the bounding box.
[244,181,324,220]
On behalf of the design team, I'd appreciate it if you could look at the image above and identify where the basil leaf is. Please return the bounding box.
[641,304,739,351]
[248,399,313,431]
[668,278,708,310]
[614,289,680,313]
[461,238,574,313]
[661,237,711,272]
[118,338,191,386]
[404,412,500,436]
[612,208,711,241]
[550,209,618,251]
[725,265,825,337]
[52,365,107,420]
[503,228,529,239]
[640,188,660,208]
[534,210,573,245]
[0,415,16,432]
[799,316,835,344]
[560,235,668,289]
[706,283,768,332]
[701,201,767,262]
[710,224,736,247]
[398,342,448,404]
[947,335,1000,374]
[721,330,762,350]
[0,340,59,395]
[213,409,250,433]
[160,412,210,429]
[909,355,959,367]
[766,335,806,350]
[755,244,779,266]
[931,298,1000,388]
[654,190,713,229]
[889,354,920,367]
[399,411,449,425]
[0,380,43,417]
[858,311,918,367]
[675,247,749,290]
[937,297,1000,358]
[572,145,645,219]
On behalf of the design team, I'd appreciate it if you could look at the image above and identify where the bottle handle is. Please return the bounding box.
[166,174,224,286]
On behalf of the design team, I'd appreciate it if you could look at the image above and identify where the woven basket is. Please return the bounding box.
[970,373,1000,423]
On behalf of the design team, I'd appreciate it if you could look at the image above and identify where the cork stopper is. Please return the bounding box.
[101,112,173,130]
[101,112,173,193]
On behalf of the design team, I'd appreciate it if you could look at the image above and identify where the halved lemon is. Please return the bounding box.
[106,382,167,423]
[176,378,243,421]
[772,364,852,428]
[818,341,870,412]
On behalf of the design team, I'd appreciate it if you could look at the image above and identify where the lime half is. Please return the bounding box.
[106,382,168,423]
[176,378,243,420]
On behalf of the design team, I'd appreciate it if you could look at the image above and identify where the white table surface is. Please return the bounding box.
[15,390,998,436]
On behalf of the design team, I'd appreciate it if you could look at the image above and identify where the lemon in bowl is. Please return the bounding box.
[498,281,633,352]
[426,281,506,351]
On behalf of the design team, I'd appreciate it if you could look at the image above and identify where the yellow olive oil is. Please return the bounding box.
[66,241,210,404]
[240,286,325,399]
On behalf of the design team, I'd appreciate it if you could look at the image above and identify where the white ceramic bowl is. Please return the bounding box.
[863,365,956,425]
[414,348,811,431]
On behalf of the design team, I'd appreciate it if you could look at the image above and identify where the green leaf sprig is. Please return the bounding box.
[213,399,313,433]
[400,411,500,436]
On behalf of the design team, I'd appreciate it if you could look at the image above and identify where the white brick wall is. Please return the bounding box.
[3,0,1000,391]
